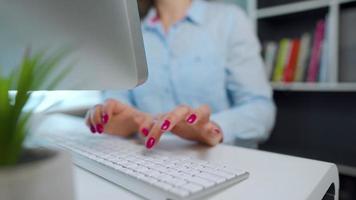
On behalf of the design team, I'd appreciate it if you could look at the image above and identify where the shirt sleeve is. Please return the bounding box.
[101,90,135,106]
[210,6,276,146]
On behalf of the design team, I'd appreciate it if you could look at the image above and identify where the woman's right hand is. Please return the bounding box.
[85,99,152,137]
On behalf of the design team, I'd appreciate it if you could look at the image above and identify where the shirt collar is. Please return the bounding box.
[186,0,206,25]
[143,0,206,29]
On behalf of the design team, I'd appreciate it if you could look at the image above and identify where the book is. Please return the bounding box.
[272,39,290,82]
[307,20,326,82]
[263,41,278,79]
[283,39,301,82]
[319,15,330,82]
[294,33,311,82]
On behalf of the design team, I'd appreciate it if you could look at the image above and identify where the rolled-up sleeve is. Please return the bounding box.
[211,7,276,146]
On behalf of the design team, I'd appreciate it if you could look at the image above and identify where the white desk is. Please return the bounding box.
[34,114,339,200]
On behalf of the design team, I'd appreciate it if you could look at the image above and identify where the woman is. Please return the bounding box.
[85,0,276,149]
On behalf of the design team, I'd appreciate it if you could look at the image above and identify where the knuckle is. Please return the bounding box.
[104,98,116,104]
[167,112,179,121]
[200,106,211,116]
[202,104,211,112]
[177,104,191,112]
[94,104,103,110]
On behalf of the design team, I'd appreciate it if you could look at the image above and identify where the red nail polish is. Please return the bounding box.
[214,128,221,135]
[102,113,109,124]
[96,124,104,134]
[161,120,170,130]
[186,114,197,124]
[90,125,96,134]
[146,137,155,149]
[141,128,149,137]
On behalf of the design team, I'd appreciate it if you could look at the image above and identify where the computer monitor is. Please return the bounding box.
[0,0,148,90]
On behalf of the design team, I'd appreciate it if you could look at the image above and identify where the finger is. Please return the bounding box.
[162,105,191,132]
[132,112,152,137]
[145,116,165,149]
[193,105,211,125]
[136,114,154,137]
[90,104,104,134]
[185,112,198,125]
[85,109,96,134]
[101,99,116,124]
[154,113,164,121]
[145,106,190,149]
[200,122,222,146]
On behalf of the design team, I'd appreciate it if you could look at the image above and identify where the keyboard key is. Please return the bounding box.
[189,176,215,188]
[168,187,189,197]
[140,175,159,184]
[182,168,201,176]
[181,182,204,193]
[146,170,161,177]
[170,178,188,187]
[196,172,226,184]
[152,181,174,191]
[177,172,194,180]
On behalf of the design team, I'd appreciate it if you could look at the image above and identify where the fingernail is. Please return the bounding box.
[186,114,197,124]
[146,137,155,149]
[213,128,221,135]
[96,124,104,134]
[90,125,96,134]
[161,120,171,131]
[102,113,109,124]
[141,128,149,137]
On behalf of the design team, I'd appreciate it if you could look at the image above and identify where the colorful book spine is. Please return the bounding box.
[264,41,278,79]
[319,15,330,82]
[294,33,311,82]
[272,39,290,82]
[284,39,301,82]
[307,20,326,82]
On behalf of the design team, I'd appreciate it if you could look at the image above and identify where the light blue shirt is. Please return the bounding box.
[105,0,276,147]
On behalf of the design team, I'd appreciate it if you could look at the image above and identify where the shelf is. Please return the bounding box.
[271,82,356,92]
[257,0,330,19]
[339,0,356,5]
[338,164,356,177]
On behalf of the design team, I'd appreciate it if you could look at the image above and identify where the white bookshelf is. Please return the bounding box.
[243,0,356,91]
[271,82,356,92]
[257,0,330,19]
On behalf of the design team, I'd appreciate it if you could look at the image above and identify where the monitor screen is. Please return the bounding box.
[0,0,148,90]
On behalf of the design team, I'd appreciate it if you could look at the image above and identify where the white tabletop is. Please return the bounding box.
[33,114,339,200]
[73,135,339,200]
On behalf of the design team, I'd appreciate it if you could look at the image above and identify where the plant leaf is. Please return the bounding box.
[1,47,73,165]
[0,78,11,159]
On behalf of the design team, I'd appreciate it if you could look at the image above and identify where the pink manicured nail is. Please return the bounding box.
[96,124,104,134]
[213,128,221,135]
[90,125,96,134]
[146,137,155,149]
[161,120,170,131]
[141,128,149,137]
[102,113,109,124]
[186,114,197,124]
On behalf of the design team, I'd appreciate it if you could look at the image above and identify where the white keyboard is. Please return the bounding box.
[43,132,249,200]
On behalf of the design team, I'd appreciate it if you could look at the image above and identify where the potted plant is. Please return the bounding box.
[0,49,75,200]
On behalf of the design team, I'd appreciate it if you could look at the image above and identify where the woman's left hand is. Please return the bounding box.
[143,105,223,149]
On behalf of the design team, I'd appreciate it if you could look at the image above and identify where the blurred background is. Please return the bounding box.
[28,0,356,199]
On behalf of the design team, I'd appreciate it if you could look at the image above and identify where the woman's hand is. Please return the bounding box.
[85,99,152,137]
[143,105,223,149]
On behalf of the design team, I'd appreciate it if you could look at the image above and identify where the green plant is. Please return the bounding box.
[0,49,72,166]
